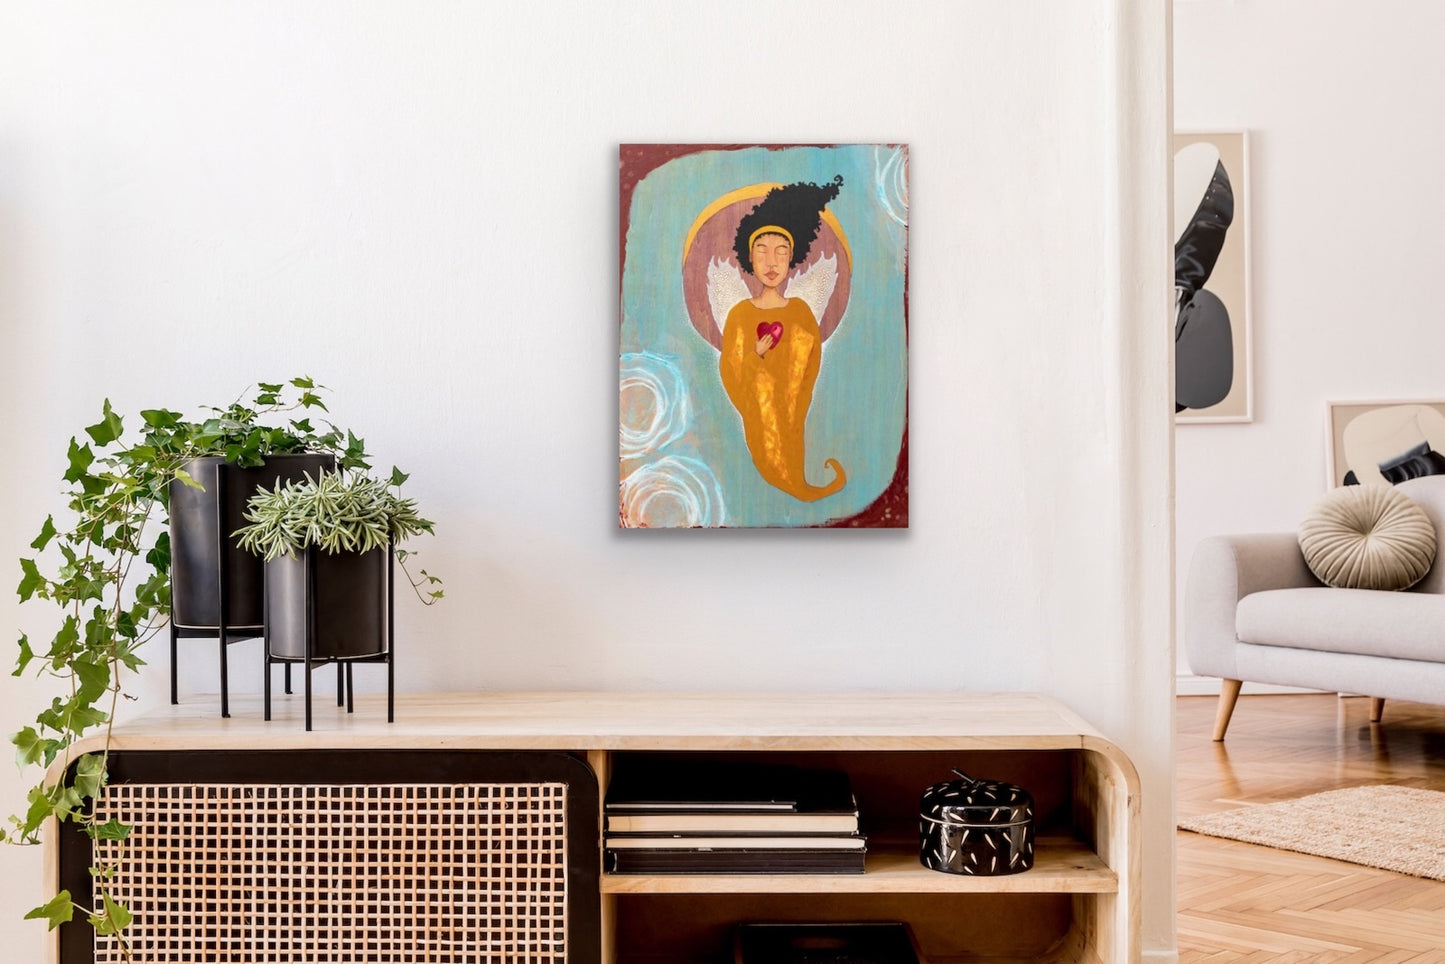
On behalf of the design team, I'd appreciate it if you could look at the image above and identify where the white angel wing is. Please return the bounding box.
[706,257,751,345]
[783,254,838,326]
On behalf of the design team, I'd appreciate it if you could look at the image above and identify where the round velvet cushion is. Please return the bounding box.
[1298,485,1437,590]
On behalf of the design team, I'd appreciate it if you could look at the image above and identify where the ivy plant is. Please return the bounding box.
[6,377,373,955]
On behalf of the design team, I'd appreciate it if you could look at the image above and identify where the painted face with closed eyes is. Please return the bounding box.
[750,234,792,290]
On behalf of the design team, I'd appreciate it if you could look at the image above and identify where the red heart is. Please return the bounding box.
[756,321,784,346]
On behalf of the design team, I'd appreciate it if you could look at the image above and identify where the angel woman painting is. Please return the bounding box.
[713,177,847,501]
[619,144,908,529]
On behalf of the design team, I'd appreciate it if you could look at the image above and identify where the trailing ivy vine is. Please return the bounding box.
[5,378,372,953]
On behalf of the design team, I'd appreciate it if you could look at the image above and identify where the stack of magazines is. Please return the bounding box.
[604,759,866,874]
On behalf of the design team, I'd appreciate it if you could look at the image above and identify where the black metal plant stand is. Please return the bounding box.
[168,464,271,719]
[170,624,287,718]
[170,455,331,717]
[262,544,395,731]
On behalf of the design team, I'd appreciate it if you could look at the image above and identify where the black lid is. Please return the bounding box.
[920,769,1033,818]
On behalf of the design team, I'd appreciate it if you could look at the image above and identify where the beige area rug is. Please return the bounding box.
[1179,785,1445,881]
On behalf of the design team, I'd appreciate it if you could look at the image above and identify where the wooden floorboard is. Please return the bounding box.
[1178,693,1445,962]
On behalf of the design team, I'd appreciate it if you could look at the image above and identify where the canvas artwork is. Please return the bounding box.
[618,144,909,528]
[1327,400,1445,487]
[1174,131,1251,423]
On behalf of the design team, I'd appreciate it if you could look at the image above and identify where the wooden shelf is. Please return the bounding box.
[582,693,1139,964]
[74,690,1122,754]
[601,837,1116,895]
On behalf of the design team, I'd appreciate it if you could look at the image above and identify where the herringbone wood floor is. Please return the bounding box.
[1177,694,1445,962]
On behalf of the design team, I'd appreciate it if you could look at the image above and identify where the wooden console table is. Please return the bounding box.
[49,691,1140,963]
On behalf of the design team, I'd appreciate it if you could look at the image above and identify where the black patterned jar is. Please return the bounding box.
[919,769,1035,876]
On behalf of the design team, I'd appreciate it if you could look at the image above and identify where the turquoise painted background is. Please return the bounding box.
[620,145,907,528]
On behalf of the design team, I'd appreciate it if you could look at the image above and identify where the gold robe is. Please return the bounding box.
[719,298,845,502]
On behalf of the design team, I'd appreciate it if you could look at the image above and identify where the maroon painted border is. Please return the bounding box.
[618,144,909,529]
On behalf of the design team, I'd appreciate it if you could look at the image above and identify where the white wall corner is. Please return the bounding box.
[1104,0,1176,959]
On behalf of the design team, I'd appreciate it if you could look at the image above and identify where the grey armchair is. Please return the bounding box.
[1185,474,1445,740]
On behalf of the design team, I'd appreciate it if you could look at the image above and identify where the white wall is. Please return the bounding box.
[0,2,1176,959]
[1174,1,1445,688]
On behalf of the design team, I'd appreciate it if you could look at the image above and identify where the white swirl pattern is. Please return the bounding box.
[619,456,726,528]
[619,352,690,459]
[875,146,909,227]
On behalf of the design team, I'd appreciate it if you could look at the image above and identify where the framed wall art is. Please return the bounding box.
[618,144,909,528]
[1326,399,1445,488]
[1174,130,1252,423]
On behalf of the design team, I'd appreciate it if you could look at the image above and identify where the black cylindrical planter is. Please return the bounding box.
[169,453,335,629]
[265,547,390,660]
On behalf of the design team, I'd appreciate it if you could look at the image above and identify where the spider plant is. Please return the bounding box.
[235,468,443,600]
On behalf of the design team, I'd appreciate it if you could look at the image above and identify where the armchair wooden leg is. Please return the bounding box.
[1213,679,1243,741]
[1370,697,1385,723]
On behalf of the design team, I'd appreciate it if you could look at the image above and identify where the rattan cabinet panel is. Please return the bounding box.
[57,751,599,964]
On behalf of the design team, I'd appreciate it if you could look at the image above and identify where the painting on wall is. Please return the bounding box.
[1174,131,1252,423]
[1327,400,1445,487]
[618,144,909,528]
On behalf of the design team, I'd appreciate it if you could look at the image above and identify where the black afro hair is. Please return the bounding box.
[733,175,843,274]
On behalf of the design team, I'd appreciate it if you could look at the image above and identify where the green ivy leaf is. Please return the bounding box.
[38,695,108,738]
[17,558,44,602]
[115,643,146,673]
[132,571,168,612]
[90,818,132,842]
[124,444,157,466]
[62,438,94,484]
[110,524,138,552]
[24,891,75,930]
[173,468,203,490]
[140,408,181,428]
[84,609,115,649]
[145,531,171,572]
[74,753,105,800]
[30,516,58,552]
[13,726,49,769]
[291,375,316,389]
[389,467,410,487]
[343,431,370,470]
[193,418,226,446]
[115,609,138,640]
[14,633,35,677]
[20,785,53,838]
[52,785,85,824]
[74,657,111,703]
[89,891,133,936]
[84,400,124,447]
[47,615,79,667]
